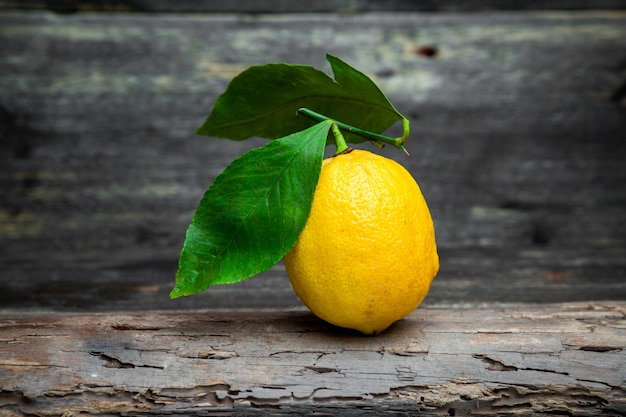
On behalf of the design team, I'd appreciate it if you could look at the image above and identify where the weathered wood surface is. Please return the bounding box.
[3,0,626,13]
[1,10,626,312]
[1,302,625,416]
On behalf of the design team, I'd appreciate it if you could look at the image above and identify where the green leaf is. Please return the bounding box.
[170,121,332,298]
[197,54,405,143]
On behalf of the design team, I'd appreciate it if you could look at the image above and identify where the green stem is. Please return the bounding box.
[331,123,349,155]
[298,107,410,155]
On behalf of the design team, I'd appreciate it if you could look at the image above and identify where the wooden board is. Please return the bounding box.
[2,1,626,13]
[1,302,625,416]
[1,11,626,312]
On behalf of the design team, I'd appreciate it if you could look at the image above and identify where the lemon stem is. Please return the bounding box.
[331,123,349,155]
[298,108,410,155]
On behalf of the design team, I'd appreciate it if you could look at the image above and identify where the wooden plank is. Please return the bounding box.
[1,0,625,13]
[1,11,625,312]
[1,302,625,415]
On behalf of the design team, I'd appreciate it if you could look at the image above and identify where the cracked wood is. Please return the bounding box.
[1,302,625,416]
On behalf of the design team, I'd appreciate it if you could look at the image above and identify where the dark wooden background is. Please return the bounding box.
[1,2,625,314]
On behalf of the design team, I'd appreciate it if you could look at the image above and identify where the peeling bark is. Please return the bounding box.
[1,302,625,416]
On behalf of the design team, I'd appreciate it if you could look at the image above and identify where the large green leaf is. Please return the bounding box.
[197,54,405,143]
[170,121,332,298]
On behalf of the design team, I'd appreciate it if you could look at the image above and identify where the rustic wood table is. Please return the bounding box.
[1,2,625,415]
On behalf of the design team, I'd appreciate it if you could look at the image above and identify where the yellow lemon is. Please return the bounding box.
[284,149,439,335]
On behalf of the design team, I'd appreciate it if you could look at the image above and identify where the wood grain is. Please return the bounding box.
[1,302,625,415]
[0,11,625,312]
[2,1,626,13]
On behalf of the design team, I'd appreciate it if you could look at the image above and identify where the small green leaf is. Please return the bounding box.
[197,54,404,143]
[170,121,332,298]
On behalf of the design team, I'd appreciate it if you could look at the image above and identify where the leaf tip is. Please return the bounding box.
[169,282,189,299]
[169,288,182,299]
[325,53,344,68]
[195,125,209,137]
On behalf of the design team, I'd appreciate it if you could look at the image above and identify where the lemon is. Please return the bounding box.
[284,149,439,335]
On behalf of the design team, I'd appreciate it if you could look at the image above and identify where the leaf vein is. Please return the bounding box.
[208,94,398,134]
